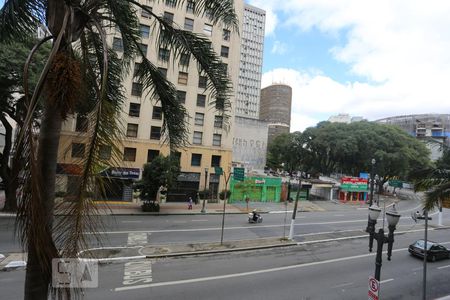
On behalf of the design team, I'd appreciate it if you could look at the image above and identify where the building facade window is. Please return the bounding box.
[140,24,150,38]
[123,147,137,161]
[198,76,207,88]
[223,29,230,41]
[139,43,148,55]
[196,94,206,107]
[141,5,152,18]
[131,82,143,96]
[75,115,88,132]
[150,126,161,140]
[129,103,141,117]
[212,134,221,146]
[163,12,174,25]
[147,149,160,162]
[158,48,170,62]
[133,63,141,77]
[194,112,204,126]
[152,106,162,120]
[186,0,195,13]
[178,72,188,85]
[184,18,194,31]
[193,131,203,144]
[112,37,123,51]
[126,123,138,138]
[191,153,202,166]
[211,155,221,167]
[179,53,190,67]
[158,67,167,78]
[220,46,229,58]
[203,24,213,36]
[99,145,111,160]
[214,115,223,128]
[165,0,176,7]
[177,90,186,103]
[71,143,85,158]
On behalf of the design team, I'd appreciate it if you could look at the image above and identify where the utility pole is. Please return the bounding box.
[288,178,301,239]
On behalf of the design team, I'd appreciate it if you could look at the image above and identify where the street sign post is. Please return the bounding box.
[233,167,245,181]
[368,276,379,300]
[388,180,403,188]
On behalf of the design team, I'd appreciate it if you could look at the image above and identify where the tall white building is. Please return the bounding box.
[235,4,265,119]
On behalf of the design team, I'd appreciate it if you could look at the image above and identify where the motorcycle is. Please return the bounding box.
[248,212,263,223]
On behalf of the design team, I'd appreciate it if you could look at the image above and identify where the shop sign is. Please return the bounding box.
[341,177,368,192]
[106,168,140,179]
[255,179,265,184]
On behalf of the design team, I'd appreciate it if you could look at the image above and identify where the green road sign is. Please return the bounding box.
[389,180,403,188]
[214,167,223,175]
[233,167,245,181]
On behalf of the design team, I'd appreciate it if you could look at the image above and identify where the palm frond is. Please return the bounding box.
[0,0,46,41]
[424,182,450,211]
[54,28,126,259]
[193,0,239,31]
[135,53,189,149]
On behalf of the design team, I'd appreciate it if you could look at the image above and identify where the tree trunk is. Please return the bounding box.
[24,99,62,300]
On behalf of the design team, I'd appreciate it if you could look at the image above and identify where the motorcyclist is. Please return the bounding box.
[252,209,259,222]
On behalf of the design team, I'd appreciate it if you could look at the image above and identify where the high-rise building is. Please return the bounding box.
[260,84,292,144]
[56,0,244,201]
[232,4,267,171]
[235,4,265,119]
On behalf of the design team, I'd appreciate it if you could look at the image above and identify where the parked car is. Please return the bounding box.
[408,240,450,262]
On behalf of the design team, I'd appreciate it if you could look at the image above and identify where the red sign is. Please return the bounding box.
[342,177,368,184]
[368,277,379,300]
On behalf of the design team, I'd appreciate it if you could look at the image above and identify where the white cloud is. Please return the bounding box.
[271,41,288,55]
[253,1,450,131]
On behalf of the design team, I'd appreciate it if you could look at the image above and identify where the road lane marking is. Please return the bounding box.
[121,221,142,223]
[438,265,450,270]
[380,278,394,284]
[127,233,148,246]
[122,260,152,286]
[88,220,371,235]
[332,282,354,288]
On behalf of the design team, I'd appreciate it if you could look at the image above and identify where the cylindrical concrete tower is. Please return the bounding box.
[259,84,292,144]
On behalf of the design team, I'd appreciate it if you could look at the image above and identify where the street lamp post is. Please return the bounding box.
[365,204,401,282]
[369,158,376,206]
[201,168,208,213]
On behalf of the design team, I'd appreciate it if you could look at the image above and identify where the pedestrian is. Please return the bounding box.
[188,196,193,210]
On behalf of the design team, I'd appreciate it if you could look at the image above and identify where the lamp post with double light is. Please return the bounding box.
[201,167,208,213]
[366,203,401,281]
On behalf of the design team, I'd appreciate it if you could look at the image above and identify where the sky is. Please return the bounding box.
[247,0,450,132]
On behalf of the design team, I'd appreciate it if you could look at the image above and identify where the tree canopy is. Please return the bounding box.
[268,121,432,185]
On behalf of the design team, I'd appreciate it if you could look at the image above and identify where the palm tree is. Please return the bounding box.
[411,168,450,211]
[0,1,238,299]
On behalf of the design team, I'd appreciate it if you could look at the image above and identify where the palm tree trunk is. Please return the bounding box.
[24,99,62,300]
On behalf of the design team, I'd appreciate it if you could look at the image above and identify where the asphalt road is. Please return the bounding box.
[1,193,449,299]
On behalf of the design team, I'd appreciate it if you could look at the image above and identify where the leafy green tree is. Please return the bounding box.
[272,122,431,189]
[266,133,292,170]
[0,1,238,298]
[139,155,180,201]
[0,37,51,211]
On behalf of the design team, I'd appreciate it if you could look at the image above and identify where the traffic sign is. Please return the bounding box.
[389,180,403,188]
[233,167,245,181]
[368,277,379,300]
